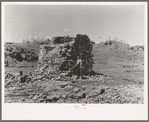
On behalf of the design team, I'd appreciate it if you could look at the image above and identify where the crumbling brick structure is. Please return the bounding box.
[38,34,94,75]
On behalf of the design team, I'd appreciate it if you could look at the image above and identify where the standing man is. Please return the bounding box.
[70,54,83,79]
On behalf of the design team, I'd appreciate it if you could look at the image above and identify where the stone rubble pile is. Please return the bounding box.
[5,77,144,104]
[4,34,144,104]
[4,64,144,104]
[38,34,94,75]
[5,63,103,89]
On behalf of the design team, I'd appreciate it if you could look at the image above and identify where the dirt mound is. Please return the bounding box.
[93,41,144,61]
[128,45,144,60]
[5,43,38,66]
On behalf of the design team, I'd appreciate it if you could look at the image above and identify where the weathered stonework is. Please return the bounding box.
[38,35,94,75]
[38,45,56,68]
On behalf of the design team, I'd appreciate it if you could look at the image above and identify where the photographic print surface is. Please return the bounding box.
[2,2,148,120]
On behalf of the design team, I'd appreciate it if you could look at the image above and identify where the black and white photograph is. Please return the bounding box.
[2,2,148,120]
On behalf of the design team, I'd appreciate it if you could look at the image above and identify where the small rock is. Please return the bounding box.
[47,94,60,101]
[71,79,77,83]
[47,96,53,100]
[39,93,42,96]
[36,75,44,80]
[59,73,67,76]
[73,87,80,93]
[94,97,99,102]
[5,79,12,85]
[28,95,33,99]
[38,98,45,102]
[59,82,68,88]
[55,86,61,89]
[28,71,32,75]
[65,85,73,90]
[87,90,99,98]
[76,92,86,98]
[51,78,54,80]
[61,94,67,99]
[99,89,105,94]
[55,76,61,81]
[33,95,39,100]
[75,92,83,98]
[68,94,74,99]
[10,76,15,80]
[82,86,87,90]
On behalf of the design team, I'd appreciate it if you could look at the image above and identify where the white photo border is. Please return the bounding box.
[1,2,148,120]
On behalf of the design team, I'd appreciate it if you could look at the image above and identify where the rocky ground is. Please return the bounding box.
[4,41,144,104]
[4,66,144,104]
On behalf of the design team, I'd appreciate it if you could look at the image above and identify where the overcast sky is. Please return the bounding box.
[4,4,145,46]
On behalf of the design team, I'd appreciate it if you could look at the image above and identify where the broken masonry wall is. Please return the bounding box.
[38,35,94,75]
[38,44,66,71]
[38,45,56,68]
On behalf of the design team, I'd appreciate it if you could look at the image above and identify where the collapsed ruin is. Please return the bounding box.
[38,34,94,76]
[4,35,144,104]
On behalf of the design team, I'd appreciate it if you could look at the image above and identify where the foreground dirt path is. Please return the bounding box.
[5,78,144,104]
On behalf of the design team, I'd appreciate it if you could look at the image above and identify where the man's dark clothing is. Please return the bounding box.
[72,59,83,79]
[75,65,83,79]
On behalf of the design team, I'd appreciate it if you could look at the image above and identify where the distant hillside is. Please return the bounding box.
[92,40,144,61]
[4,40,144,70]
[91,40,144,72]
